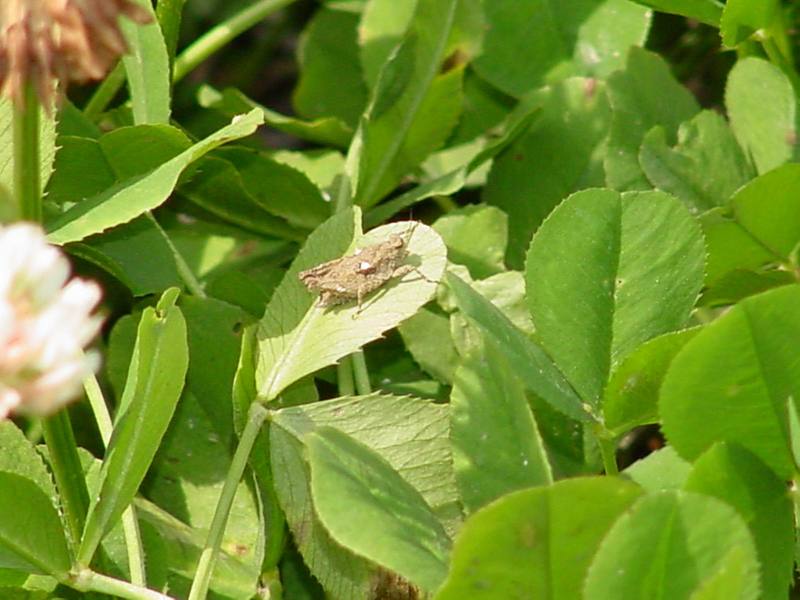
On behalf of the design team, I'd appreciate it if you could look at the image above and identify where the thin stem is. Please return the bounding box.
[188,403,269,600]
[84,371,147,585]
[83,371,113,443]
[41,411,90,550]
[172,0,296,83]
[337,358,355,397]
[84,63,126,119]
[351,351,372,395]
[13,84,41,222]
[147,214,207,298]
[71,568,174,600]
[122,511,146,586]
[596,433,619,476]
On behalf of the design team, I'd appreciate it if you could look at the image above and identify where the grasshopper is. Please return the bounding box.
[299,224,429,310]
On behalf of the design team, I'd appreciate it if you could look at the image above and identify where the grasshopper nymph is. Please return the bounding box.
[299,225,427,310]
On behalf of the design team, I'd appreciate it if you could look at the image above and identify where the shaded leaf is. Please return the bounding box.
[451,335,552,513]
[308,427,451,592]
[435,477,642,600]
[483,77,611,266]
[603,328,700,436]
[294,6,368,128]
[348,0,464,206]
[639,110,755,213]
[447,272,587,421]
[629,0,722,25]
[684,443,793,600]
[473,0,650,98]
[605,47,699,191]
[584,490,760,600]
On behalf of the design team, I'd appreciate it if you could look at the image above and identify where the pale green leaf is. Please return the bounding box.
[256,208,446,401]
[726,57,797,174]
[198,85,352,148]
[446,272,587,421]
[720,0,780,47]
[271,393,458,598]
[121,0,171,125]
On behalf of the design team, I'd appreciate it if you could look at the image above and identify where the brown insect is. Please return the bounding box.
[299,227,427,310]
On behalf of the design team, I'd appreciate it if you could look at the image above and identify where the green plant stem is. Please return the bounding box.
[41,411,90,549]
[188,402,269,600]
[13,84,41,222]
[352,351,372,395]
[147,213,207,298]
[84,62,126,119]
[172,0,296,83]
[596,433,619,476]
[71,568,174,600]
[84,371,147,585]
[337,357,356,396]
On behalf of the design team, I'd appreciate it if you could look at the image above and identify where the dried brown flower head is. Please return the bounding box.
[0,0,151,107]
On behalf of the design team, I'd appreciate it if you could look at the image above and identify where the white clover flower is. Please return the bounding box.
[0,223,102,419]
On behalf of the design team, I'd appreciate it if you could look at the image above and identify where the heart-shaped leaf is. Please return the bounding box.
[526,189,705,406]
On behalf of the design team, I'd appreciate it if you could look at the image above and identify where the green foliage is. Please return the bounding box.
[4,0,800,598]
